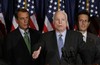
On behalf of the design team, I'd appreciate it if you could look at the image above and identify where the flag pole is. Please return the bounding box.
[58,0,60,11]
[24,0,27,9]
[86,0,89,12]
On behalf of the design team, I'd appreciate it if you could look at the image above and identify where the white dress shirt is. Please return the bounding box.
[56,30,67,45]
[19,28,30,39]
[82,31,87,42]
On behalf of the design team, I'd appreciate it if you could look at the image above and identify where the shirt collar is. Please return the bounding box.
[56,30,67,44]
[82,31,87,38]
[56,30,67,37]
[19,28,29,37]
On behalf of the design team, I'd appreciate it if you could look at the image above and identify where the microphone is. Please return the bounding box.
[62,47,70,63]
[62,47,75,64]
[69,47,75,58]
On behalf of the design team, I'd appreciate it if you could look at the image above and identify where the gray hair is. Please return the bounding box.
[53,10,68,21]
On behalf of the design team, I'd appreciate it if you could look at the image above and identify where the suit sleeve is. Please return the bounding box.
[94,37,100,64]
[4,34,14,65]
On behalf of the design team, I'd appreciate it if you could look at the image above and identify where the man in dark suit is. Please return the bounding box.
[0,31,8,65]
[76,10,100,64]
[32,10,97,65]
[4,8,41,65]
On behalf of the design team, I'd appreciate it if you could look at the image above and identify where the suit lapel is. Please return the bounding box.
[86,33,92,43]
[17,28,31,54]
[64,30,71,51]
[29,29,32,48]
[86,33,95,47]
[52,31,61,61]
[29,29,34,54]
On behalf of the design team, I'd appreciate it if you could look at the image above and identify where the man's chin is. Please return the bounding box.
[57,29,65,32]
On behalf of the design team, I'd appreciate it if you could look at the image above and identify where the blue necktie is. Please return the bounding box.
[58,34,63,58]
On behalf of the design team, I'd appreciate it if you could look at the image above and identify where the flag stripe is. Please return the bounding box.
[43,25,48,33]
[43,16,53,32]
[30,15,39,30]
[0,13,6,26]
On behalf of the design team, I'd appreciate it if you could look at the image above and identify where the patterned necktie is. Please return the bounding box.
[58,34,63,58]
[24,32,31,54]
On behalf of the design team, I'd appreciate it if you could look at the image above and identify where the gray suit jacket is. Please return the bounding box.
[76,32,100,65]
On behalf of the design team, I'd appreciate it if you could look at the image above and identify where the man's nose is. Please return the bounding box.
[59,20,62,24]
[24,19,27,23]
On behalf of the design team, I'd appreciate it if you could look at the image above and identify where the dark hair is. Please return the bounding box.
[78,10,90,22]
[15,8,29,20]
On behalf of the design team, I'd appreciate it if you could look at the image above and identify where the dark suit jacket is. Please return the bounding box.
[81,32,100,64]
[76,32,100,65]
[0,31,8,65]
[0,31,4,59]
[4,28,41,65]
[35,30,86,65]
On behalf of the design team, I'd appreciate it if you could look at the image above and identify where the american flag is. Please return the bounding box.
[0,3,6,34]
[11,0,39,31]
[78,0,99,17]
[43,0,69,32]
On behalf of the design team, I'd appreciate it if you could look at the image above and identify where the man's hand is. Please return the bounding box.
[32,46,41,59]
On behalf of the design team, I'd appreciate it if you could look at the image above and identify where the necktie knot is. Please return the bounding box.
[24,32,28,36]
[59,34,62,38]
